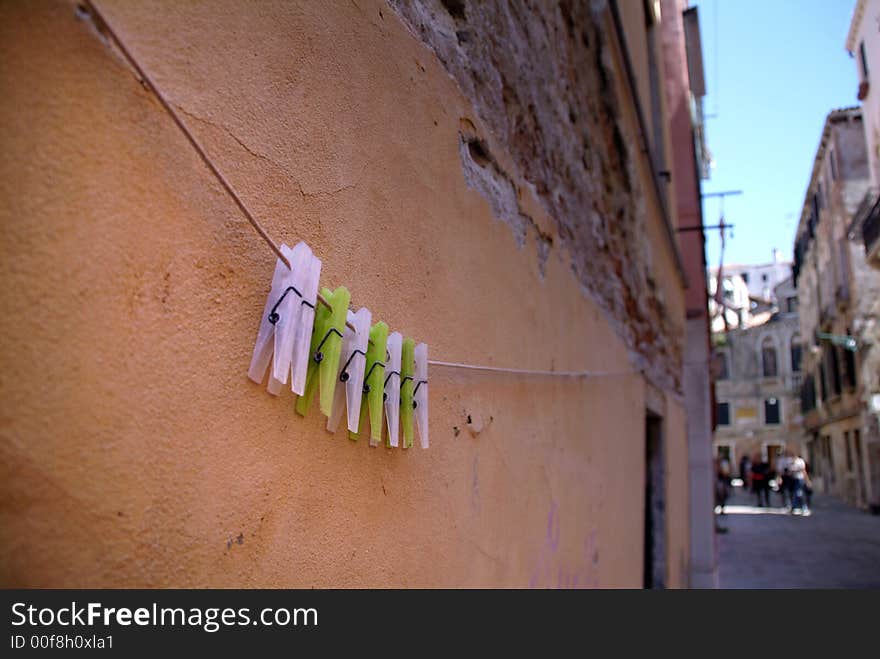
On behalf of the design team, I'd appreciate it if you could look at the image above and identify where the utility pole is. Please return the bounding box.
[695,190,743,333]
[678,190,743,233]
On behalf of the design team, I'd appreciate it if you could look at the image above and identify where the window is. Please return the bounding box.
[790,335,802,373]
[741,272,749,285]
[827,346,842,396]
[761,273,768,283]
[829,149,838,181]
[717,402,730,426]
[800,374,816,412]
[855,429,863,482]
[844,431,853,472]
[722,277,734,300]
[764,398,780,425]
[786,296,798,313]
[843,331,857,389]
[860,40,869,80]
[761,337,778,377]
[822,435,835,486]
[716,351,729,380]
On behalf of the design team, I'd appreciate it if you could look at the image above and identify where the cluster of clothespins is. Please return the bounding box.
[247,242,429,449]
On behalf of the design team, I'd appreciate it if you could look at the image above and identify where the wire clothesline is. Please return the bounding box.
[85,0,637,382]
[427,360,636,378]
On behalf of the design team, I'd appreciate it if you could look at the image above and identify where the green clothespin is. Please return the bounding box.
[295,286,351,418]
[400,337,415,449]
[349,322,388,444]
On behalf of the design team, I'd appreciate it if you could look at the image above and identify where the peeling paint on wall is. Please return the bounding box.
[390,0,683,391]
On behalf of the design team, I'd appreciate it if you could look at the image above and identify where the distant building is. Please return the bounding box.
[707,252,793,332]
[714,251,792,302]
[707,271,752,332]
[712,302,803,477]
[793,107,880,510]
[847,0,880,269]
[847,0,880,190]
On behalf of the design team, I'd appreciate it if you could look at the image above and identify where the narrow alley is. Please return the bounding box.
[717,487,880,588]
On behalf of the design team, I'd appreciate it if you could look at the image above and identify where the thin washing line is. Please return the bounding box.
[428,360,637,378]
[84,1,638,382]
[83,0,353,328]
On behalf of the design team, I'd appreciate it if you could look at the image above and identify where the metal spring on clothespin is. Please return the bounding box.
[267,286,314,326]
[362,361,385,393]
[382,370,400,401]
[339,349,367,382]
[313,327,343,363]
[412,380,428,408]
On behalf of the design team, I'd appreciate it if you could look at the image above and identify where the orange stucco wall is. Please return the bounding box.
[0,0,688,587]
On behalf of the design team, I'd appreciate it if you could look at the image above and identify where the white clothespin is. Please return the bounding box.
[327,307,372,434]
[414,342,429,449]
[290,251,322,395]
[267,242,312,395]
[247,242,294,386]
[383,332,402,447]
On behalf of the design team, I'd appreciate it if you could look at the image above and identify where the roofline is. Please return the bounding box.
[795,107,862,241]
[846,0,867,54]
[706,260,792,272]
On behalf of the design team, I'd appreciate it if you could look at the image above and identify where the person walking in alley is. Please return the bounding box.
[751,454,771,507]
[776,451,793,509]
[716,455,732,512]
[789,454,812,516]
[739,454,751,492]
[715,456,731,533]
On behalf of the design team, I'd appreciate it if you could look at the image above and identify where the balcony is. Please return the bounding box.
[853,188,880,269]
[865,199,880,268]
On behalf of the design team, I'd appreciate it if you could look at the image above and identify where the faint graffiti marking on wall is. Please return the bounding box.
[529,500,599,588]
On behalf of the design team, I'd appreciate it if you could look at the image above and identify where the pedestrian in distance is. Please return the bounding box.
[739,454,752,492]
[776,450,793,510]
[751,454,771,507]
[715,456,731,534]
[789,454,811,516]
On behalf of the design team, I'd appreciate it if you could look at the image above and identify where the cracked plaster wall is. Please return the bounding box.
[390,0,686,393]
[0,0,688,587]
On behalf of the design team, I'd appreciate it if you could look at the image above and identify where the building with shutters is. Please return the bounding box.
[711,293,804,480]
[792,107,880,510]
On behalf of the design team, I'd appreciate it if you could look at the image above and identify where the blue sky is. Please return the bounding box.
[694,0,859,268]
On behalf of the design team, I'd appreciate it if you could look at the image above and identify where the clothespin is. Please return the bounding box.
[400,338,415,449]
[294,286,351,418]
[267,242,312,395]
[291,251,322,395]
[383,332,402,448]
[327,307,371,434]
[247,242,300,388]
[350,322,389,445]
[414,343,429,449]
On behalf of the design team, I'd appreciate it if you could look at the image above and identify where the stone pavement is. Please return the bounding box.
[716,486,880,588]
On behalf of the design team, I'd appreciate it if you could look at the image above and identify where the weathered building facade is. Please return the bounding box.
[1,0,709,587]
[707,254,795,334]
[712,307,803,474]
[847,0,880,270]
[793,108,880,509]
[659,0,716,588]
[848,0,880,194]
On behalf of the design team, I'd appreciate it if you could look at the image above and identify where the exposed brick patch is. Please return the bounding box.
[458,118,553,276]
[389,0,682,391]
